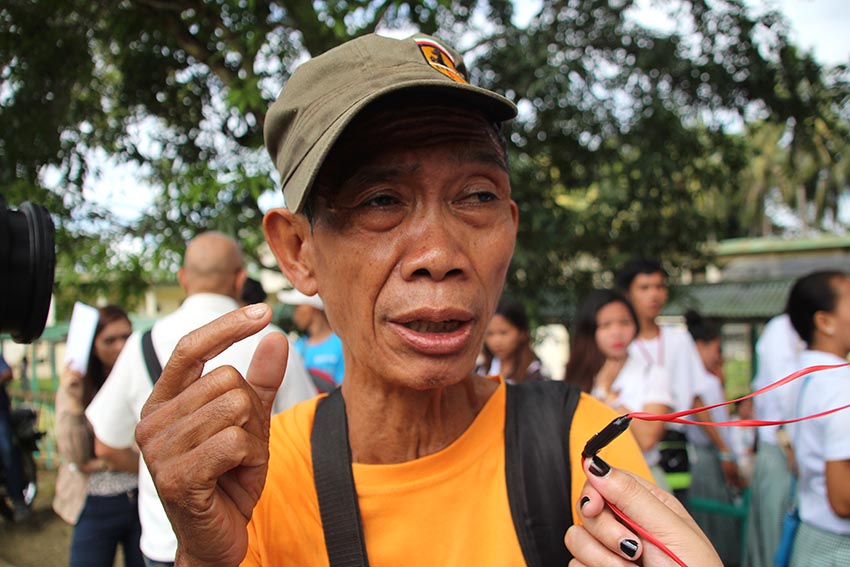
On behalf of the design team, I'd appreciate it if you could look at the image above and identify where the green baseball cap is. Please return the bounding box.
[263,33,518,212]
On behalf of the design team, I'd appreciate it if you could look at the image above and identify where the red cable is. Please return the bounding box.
[607,500,689,567]
[629,362,850,426]
[581,456,689,566]
[629,403,850,427]
[586,361,850,566]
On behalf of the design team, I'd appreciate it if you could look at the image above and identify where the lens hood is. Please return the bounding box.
[0,198,56,343]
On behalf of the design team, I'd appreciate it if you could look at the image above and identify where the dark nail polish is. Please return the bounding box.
[620,539,639,558]
[589,455,611,477]
[579,495,590,509]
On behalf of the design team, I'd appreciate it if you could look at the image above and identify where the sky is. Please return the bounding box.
[626,0,850,66]
[83,0,850,222]
[766,0,850,65]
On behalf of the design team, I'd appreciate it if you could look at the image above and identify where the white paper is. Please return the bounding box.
[64,302,99,374]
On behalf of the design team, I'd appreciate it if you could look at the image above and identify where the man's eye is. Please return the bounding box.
[361,193,400,207]
[462,191,498,204]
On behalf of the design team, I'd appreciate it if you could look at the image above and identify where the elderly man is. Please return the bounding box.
[136,34,654,567]
[88,231,314,566]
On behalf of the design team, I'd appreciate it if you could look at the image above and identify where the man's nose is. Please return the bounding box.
[399,212,470,282]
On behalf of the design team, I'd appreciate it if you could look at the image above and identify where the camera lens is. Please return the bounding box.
[0,198,56,343]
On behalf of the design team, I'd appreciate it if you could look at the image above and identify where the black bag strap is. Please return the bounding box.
[141,329,163,385]
[504,380,582,567]
[311,388,370,567]
[310,382,581,567]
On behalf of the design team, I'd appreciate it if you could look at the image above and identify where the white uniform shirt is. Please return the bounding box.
[86,293,315,562]
[609,354,673,466]
[752,314,803,445]
[628,325,709,431]
[686,369,732,449]
[791,350,850,535]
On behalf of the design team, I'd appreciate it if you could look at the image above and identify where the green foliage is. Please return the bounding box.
[1,0,848,323]
[475,0,849,319]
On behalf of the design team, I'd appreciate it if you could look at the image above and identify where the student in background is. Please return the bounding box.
[615,258,710,499]
[786,271,850,566]
[482,298,550,383]
[565,289,673,488]
[684,309,743,567]
[746,311,803,567]
[54,305,143,567]
[729,398,756,482]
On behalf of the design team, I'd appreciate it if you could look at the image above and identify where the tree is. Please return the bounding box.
[732,47,850,237]
[473,0,849,318]
[777,47,850,234]
[2,0,848,322]
[2,0,479,317]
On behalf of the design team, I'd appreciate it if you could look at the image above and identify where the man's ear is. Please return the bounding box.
[177,267,188,293]
[814,310,836,337]
[264,208,318,295]
[234,267,248,300]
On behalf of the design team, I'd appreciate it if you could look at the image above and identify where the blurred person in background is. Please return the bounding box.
[786,270,850,566]
[0,352,28,521]
[684,309,743,567]
[239,277,268,306]
[54,305,144,567]
[565,289,672,488]
[85,232,314,566]
[19,355,29,392]
[616,258,710,500]
[745,311,803,567]
[481,297,550,383]
[278,289,345,390]
[729,398,756,482]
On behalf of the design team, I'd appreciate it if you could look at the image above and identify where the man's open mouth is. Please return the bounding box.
[401,320,464,333]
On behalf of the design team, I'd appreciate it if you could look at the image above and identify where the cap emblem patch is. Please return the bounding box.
[415,38,468,84]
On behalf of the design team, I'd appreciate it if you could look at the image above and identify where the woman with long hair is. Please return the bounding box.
[53,305,144,567]
[565,289,673,487]
[482,298,549,383]
[785,271,850,566]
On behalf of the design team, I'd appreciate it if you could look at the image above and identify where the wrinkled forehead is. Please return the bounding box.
[309,95,508,201]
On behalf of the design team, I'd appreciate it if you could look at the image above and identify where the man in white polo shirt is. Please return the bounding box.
[86,231,315,566]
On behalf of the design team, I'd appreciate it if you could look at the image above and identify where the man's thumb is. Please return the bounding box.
[245,332,288,416]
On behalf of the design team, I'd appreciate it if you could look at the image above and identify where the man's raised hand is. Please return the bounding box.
[135,304,288,567]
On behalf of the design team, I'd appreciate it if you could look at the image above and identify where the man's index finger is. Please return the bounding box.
[142,304,273,415]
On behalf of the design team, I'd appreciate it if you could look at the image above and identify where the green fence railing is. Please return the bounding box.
[10,389,57,470]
